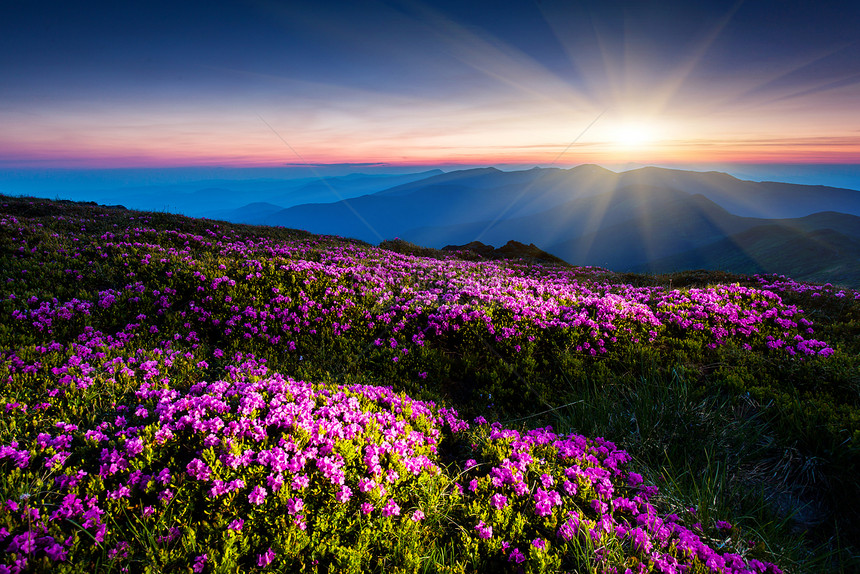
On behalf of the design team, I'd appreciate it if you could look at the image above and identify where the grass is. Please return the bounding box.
[1,194,858,572]
[542,354,859,571]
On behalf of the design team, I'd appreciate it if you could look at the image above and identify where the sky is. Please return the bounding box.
[1,0,860,172]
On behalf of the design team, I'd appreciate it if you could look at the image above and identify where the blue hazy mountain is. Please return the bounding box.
[635,221,860,287]
[255,165,859,242]
[247,165,860,285]
[9,163,857,284]
[614,166,860,218]
[1,170,444,218]
[206,202,287,223]
[248,165,623,240]
[543,195,860,269]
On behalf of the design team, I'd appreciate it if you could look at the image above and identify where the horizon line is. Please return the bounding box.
[3,158,860,171]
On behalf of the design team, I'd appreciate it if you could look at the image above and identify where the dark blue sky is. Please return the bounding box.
[1,0,859,168]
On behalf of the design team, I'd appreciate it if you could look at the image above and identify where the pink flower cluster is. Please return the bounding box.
[459,421,783,574]
[4,209,835,366]
[0,347,463,570]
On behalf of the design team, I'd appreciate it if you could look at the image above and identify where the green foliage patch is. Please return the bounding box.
[1,196,858,572]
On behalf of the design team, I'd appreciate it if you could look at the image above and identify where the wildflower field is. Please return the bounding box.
[1,196,858,573]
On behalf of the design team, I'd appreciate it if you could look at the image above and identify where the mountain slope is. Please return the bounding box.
[259,165,624,242]
[400,185,719,248]
[258,165,860,246]
[616,166,860,218]
[257,184,523,241]
[639,225,860,286]
[55,170,444,219]
[206,202,287,223]
[405,187,860,286]
[544,192,760,269]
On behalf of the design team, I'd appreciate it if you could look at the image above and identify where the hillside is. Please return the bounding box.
[1,195,858,572]
[544,201,860,285]
[400,184,702,248]
[401,189,860,287]
[616,166,860,218]
[256,166,860,246]
[245,166,860,285]
[441,240,571,266]
[639,225,860,285]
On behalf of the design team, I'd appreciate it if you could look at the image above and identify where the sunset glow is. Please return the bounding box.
[0,0,858,170]
[611,123,656,148]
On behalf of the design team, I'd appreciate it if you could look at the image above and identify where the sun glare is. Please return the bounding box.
[612,122,657,148]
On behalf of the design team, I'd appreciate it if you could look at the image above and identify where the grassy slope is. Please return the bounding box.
[1,195,858,572]
[638,225,860,288]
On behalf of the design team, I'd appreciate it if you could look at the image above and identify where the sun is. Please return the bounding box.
[611,122,657,148]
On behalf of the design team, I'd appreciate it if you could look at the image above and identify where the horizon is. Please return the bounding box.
[3,163,860,200]
[2,0,859,172]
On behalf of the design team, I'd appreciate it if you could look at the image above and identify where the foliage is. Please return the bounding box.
[1,196,858,572]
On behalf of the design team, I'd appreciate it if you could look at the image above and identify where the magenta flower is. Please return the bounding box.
[716,520,733,531]
[291,474,310,490]
[186,458,212,481]
[44,542,68,561]
[335,485,352,503]
[286,497,304,515]
[533,487,561,517]
[381,499,401,517]
[491,493,508,510]
[257,548,276,567]
[248,485,267,505]
[228,518,244,532]
[558,515,580,541]
[474,520,493,539]
[627,527,652,554]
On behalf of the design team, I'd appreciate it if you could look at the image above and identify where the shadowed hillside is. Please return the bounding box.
[640,225,860,286]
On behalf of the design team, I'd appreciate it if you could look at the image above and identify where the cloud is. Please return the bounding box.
[281,162,390,168]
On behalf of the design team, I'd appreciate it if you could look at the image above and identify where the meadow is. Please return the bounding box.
[1,196,858,573]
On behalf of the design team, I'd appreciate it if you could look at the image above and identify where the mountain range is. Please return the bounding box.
[27,170,445,217]
[215,165,860,287]
[14,164,856,286]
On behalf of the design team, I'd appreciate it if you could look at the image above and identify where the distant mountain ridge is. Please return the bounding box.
[249,164,642,239]
[218,165,860,287]
[38,170,445,218]
[247,165,860,238]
